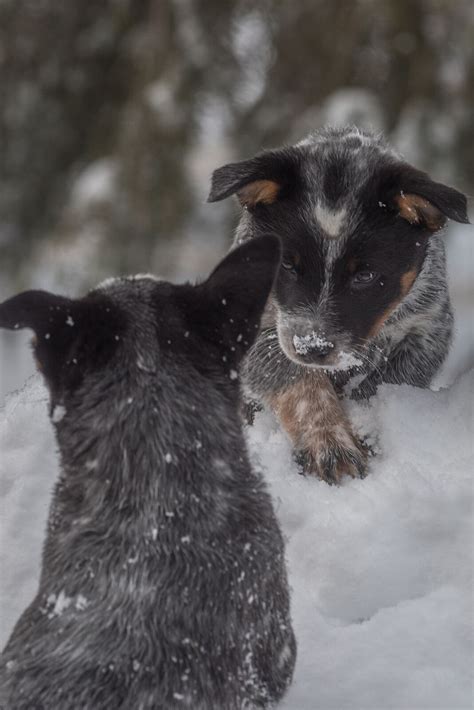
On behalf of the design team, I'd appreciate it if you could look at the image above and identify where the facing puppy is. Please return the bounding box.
[209,127,469,483]
[0,236,296,710]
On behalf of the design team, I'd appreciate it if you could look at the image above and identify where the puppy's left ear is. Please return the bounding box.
[194,235,281,362]
[392,165,469,232]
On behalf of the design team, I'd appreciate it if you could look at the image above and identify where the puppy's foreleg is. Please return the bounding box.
[269,371,367,484]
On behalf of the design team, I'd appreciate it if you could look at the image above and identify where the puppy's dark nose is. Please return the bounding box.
[292,333,334,360]
[308,342,332,357]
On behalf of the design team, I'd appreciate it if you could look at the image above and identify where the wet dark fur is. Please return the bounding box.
[0,236,296,709]
[208,127,469,482]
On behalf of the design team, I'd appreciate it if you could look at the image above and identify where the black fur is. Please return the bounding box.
[209,126,468,385]
[208,127,469,481]
[0,235,297,709]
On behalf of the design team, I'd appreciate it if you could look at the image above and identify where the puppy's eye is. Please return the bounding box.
[282,259,297,274]
[352,270,378,287]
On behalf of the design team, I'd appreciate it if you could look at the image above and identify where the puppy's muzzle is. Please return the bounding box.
[292,331,335,364]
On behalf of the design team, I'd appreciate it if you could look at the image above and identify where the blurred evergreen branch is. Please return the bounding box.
[0,0,472,284]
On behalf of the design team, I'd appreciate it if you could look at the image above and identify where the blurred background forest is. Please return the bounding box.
[0,0,473,395]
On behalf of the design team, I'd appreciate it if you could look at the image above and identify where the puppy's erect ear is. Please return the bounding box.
[196,235,281,362]
[387,164,469,232]
[208,149,298,208]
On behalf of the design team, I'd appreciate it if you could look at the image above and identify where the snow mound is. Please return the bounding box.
[0,370,472,709]
[248,371,473,709]
[0,376,56,643]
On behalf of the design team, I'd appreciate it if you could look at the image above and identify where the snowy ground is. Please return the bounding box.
[251,373,473,709]
[0,224,472,709]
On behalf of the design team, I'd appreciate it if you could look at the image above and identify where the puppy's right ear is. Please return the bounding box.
[195,235,281,362]
[0,290,78,381]
[208,149,298,208]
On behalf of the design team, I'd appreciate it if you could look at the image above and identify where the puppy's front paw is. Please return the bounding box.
[295,433,368,485]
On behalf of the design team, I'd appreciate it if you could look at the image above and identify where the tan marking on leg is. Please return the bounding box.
[270,373,336,450]
[268,371,367,483]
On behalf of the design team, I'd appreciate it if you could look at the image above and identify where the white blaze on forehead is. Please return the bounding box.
[315,203,347,237]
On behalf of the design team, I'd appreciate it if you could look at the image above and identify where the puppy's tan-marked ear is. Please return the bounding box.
[396,193,446,232]
[237,179,280,207]
[385,163,469,231]
[208,148,298,207]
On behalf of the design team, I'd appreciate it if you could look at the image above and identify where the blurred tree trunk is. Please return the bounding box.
[0,0,472,287]
[0,1,144,269]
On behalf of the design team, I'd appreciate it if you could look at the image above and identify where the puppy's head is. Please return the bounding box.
[0,236,281,420]
[209,127,469,370]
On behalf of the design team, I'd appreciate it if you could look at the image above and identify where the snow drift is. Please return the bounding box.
[0,364,472,709]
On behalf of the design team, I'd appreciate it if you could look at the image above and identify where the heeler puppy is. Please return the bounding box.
[208,127,469,483]
[0,236,296,710]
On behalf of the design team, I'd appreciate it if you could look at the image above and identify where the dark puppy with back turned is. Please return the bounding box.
[209,127,469,484]
[0,236,296,709]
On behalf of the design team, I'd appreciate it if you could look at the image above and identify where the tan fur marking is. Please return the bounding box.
[271,373,345,450]
[347,257,358,274]
[269,372,366,483]
[237,179,280,207]
[396,193,445,231]
[369,267,418,338]
[400,268,417,297]
[369,301,399,339]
